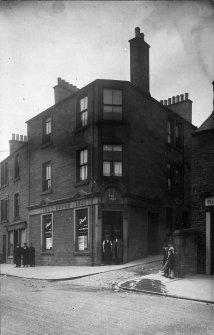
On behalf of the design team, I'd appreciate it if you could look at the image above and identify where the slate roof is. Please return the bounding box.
[194,111,214,133]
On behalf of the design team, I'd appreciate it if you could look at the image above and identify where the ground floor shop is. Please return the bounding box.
[26,186,168,266]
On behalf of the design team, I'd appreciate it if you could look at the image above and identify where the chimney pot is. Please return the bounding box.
[172,96,175,104]
[185,93,189,100]
[140,32,144,40]
[12,133,15,140]
[168,98,171,105]
[20,135,23,141]
[160,100,163,104]
[16,134,19,141]
[180,94,184,101]
[135,27,140,37]
[24,136,27,142]
[176,95,180,103]
[164,100,167,106]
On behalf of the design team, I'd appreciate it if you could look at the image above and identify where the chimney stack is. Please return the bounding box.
[129,27,150,96]
[54,77,79,104]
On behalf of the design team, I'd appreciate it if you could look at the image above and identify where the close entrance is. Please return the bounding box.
[102,211,123,263]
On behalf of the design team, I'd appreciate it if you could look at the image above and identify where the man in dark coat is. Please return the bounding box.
[22,242,29,267]
[14,243,22,267]
[112,237,123,265]
[102,235,112,265]
[28,243,35,267]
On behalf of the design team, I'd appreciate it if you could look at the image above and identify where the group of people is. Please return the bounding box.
[162,240,175,279]
[14,242,35,268]
[102,235,123,265]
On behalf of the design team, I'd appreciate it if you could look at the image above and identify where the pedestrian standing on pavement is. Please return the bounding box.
[112,236,123,265]
[102,235,112,265]
[168,248,175,279]
[22,242,29,267]
[14,243,22,268]
[28,243,35,267]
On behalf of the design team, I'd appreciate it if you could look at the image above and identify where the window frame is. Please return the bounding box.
[75,207,89,252]
[79,95,88,128]
[42,115,52,144]
[14,193,19,220]
[14,154,20,179]
[102,144,123,177]
[1,198,8,221]
[0,162,8,187]
[42,161,52,192]
[41,213,53,252]
[77,148,88,182]
[102,89,123,121]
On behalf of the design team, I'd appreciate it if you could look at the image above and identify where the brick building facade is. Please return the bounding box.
[191,86,214,274]
[0,28,195,266]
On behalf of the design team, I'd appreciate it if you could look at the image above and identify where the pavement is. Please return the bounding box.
[1,255,213,304]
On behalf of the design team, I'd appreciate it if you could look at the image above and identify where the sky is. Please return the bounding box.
[0,0,214,161]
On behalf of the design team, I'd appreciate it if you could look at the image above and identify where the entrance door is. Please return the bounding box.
[148,212,159,254]
[102,211,123,241]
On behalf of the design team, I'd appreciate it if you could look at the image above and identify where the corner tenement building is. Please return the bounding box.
[0,28,196,266]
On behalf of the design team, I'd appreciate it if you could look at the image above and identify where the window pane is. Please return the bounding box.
[103,144,113,151]
[103,162,110,176]
[76,209,88,251]
[113,90,122,105]
[113,145,122,152]
[114,162,122,176]
[81,111,88,126]
[80,149,88,165]
[80,165,88,180]
[46,117,51,135]
[103,105,113,120]
[80,96,88,111]
[103,89,112,104]
[46,165,51,179]
[43,215,52,250]
[113,106,122,120]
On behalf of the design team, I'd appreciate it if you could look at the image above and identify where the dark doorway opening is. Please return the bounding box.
[3,235,6,263]
[148,212,159,254]
[102,211,123,263]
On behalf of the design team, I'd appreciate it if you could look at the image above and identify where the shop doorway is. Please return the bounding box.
[148,212,159,254]
[102,211,123,263]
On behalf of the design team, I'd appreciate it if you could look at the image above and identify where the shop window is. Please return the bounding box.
[103,144,122,176]
[42,162,51,192]
[42,214,53,251]
[0,161,8,187]
[14,154,20,179]
[103,89,122,120]
[14,193,19,219]
[1,198,8,221]
[8,231,14,257]
[78,149,88,181]
[76,208,88,251]
[42,116,52,144]
[79,96,88,127]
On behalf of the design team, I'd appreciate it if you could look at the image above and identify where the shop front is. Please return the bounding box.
[205,196,214,275]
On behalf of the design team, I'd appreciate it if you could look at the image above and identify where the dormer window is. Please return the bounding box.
[103,89,122,120]
[42,116,52,144]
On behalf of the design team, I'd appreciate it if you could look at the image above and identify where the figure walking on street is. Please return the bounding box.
[22,242,29,267]
[112,236,123,265]
[14,243,22,268]
[28,243,35,267]
[102,235,112,265]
